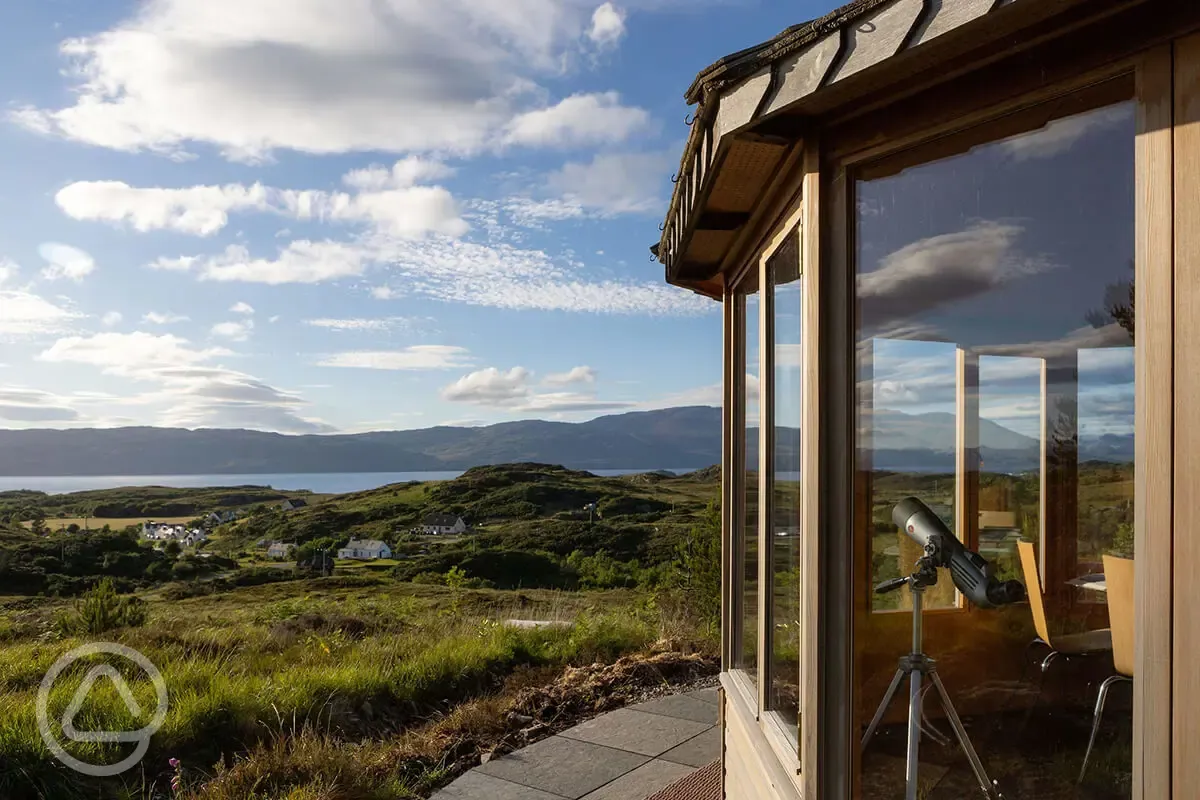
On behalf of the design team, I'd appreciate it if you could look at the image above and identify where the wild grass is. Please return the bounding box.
[0,578,687,800]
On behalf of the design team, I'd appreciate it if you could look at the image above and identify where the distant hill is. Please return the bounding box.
[0,407,725,476]
[0,405,1132,477]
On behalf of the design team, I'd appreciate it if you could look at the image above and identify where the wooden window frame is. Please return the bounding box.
[820,49,1174,800]
[723,195,811,790]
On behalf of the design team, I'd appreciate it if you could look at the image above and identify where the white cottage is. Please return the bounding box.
[420,514,467,535]
[267,542,297,559]
[337,539,392,560]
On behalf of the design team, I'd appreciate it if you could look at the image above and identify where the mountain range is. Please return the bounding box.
[0,406,1133,476]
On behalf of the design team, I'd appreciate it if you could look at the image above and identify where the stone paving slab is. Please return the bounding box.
[432,770,569,800]
[658,726,722,768]
[687,688,719,706]
[578,759,695,800]
[476,735,649,799]
[559,708,712,758]
[629,693,718,724]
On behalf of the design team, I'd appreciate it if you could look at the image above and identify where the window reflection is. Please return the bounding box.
[854,95,1135,799]
[741,272,760,686]
[769,233,802,739]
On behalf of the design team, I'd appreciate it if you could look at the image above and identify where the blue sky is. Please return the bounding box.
[0,0,836,434]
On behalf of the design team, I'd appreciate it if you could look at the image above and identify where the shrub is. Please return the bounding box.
[659,500,721,637]
[55,578,148,635]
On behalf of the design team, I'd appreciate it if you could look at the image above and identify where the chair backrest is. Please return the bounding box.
[1017,541,1052,644]
[1102,555,1135,677]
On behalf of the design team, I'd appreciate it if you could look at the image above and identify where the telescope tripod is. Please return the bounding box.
[862,571,1004,800]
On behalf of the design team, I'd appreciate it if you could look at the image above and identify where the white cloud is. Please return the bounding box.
[1000,103,1133,162]
[58,162,702,316]
[442,366,531,404]
[39,332,231,377]
[35,331,330,433]
[342,157,454,191]
[58,170,467,239]
[858,221,1055,334]
[13,0,649,161]
[441,364,634,412]
[142,311,189,324]
[374,236,712,314]
[101,311,123,326]
[304,316,421,331]
[183,241,371,285]
[0,386,82,422]
[211,319,254,341]
[147,254,199,271]
[275,184,468,238]
[55,180,270,235]
[370,285,400,300]
[317,345,472,370]
[0,289,82,337]
[39,242,96,282]
[545,150,672,214]
[230,301,254,314]
[587,3,626,48]
[504,197,585,228]
[157,228,711,314]
[0,259,17,286]
[504,92,647,148]
[543,365,596,386]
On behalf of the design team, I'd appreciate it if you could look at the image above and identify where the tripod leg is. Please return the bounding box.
[906,669,923,800]
[930,672,1001,800]
[862,667,908,749]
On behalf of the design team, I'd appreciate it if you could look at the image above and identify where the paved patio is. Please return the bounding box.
[432,688,721,800]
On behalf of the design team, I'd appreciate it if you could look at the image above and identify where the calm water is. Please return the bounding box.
[0,468,704,495]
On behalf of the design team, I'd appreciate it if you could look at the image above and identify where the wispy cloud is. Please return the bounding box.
[317,345,472,370]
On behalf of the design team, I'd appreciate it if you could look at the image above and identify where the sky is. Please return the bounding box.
[0,0,839,435]
[0,0,1137,443]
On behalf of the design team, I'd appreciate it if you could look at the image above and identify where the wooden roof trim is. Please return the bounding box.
[682,0,895,105]
[654,0,1139,281]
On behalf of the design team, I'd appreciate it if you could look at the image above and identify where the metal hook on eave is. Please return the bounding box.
[658,221,666,232]
[684,113,695,126]
[670,173,680,184]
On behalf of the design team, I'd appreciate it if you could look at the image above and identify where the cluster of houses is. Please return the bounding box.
[142,521,209,548]
[244,508,472,564]
[263,538,393,561]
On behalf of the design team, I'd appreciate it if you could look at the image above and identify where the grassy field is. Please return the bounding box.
[0,464,722,796]
[0,575,710,800]
[24,516,195,531]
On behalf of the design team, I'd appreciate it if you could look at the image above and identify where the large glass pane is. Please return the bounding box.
[854,95,1135,799]
[740,272,760,685]
[770,233,802,739]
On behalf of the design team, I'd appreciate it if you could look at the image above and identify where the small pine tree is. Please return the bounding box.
[57,578,148,635]
[672,500,721,634]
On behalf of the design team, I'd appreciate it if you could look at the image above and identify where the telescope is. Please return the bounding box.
[862,496,1026,800]
[879,496,1026,608]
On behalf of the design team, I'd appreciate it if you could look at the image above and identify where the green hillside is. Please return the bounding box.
[0,464,720,597]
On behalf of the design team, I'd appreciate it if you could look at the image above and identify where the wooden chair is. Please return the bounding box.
[1078,555,1135,784]
[1015,541,1112,707]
